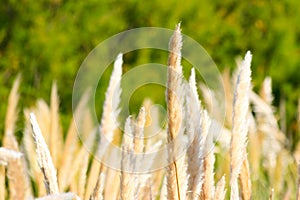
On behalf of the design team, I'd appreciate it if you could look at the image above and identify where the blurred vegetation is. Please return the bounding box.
[0,0,299,146]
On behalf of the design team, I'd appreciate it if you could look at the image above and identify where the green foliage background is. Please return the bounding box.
[0,0,299,145]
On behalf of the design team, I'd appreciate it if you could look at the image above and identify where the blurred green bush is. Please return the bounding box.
[0,0,299,145]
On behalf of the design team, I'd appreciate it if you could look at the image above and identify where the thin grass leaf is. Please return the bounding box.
[50,81,63,168]
[59,91,90,191]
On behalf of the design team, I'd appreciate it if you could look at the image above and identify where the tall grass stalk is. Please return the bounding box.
[166,23,186,200]
[3,75,32,200]
[230,51,252,199]
[0,165,5,200]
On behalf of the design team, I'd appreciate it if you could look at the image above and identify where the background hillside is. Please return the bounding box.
[0,0,299,146]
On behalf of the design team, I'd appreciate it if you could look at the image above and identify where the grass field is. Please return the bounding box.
[0,25,299,200]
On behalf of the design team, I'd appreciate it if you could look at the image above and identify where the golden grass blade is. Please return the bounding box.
[214,175,226,200]
[230,51,252,199]
[30,112,59,194]
[90,169,106,200]
[239,158,251,200]
[3,75,32,199]
[166,23,184,200]
[222,68,234,128]
[3,74,20,149]
[103,168,120,200]
[0,166,5,200]
[34,100,51,143]
[74,130,97,198]
[50,81,63,168]
[81,109,95,141]
[174,152,188,199]
[297,162,300,200]
[59,91,89,191]
[247,113,260,181]
[68,129,94,197]
[3,75,20,149]
[85,160,101,200]
[77,152,89,199]
[65,129,96,197]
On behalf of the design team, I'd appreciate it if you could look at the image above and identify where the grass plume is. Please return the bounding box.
[230,51,252,199]
[30,112,59,194]
[166,23,185,200]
